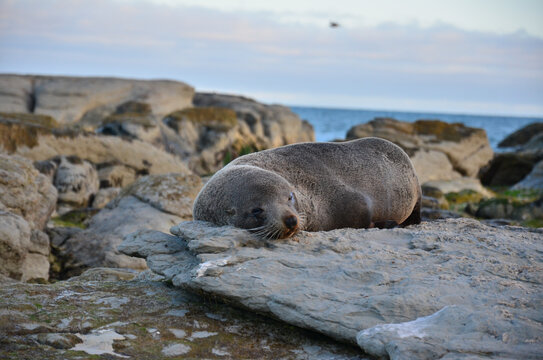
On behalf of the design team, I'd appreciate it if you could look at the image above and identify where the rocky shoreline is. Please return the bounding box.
[1,74,542,359]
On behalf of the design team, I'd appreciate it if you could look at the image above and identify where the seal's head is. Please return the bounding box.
[193,165,302,239]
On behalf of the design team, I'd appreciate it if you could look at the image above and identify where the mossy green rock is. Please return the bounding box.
[164,107,238,132]
[0,112,59,152]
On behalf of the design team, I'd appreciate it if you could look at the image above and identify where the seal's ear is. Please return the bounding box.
[225,208,236,216]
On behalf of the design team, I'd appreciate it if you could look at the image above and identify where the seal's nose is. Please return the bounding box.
[284,215,298,229]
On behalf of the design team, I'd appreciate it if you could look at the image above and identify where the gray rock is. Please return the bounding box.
[121,218,543,359]
[53,156,99,208]
[480,152,541,187]
[410,149,461,183]
[475,197,543,222]
[346,118,493,180]
[482,126,543,189]
[162,106,262,175]
[512,160,543,190]
[498,122,543,148]
[51,173,202,275]
[97,163,137,188]
[0,211,50,281]
[96,102,162,145]
[0,75,33,112]
[194,93,315,149]
[0,154,57,229]
[0,75,194,125]
[35,332,82,349]
[12,132,192,177]
[110,173,202,217]
[163,96,315,175]
[91,187,121,209]
[0,267,364,359]
[423,177,494,198]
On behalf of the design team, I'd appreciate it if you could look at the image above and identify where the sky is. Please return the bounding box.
[0,0,542,117]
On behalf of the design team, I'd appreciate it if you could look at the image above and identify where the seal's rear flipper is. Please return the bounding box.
[400,195,421,227]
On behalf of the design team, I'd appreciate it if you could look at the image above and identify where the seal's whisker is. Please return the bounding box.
[248,225,267,232]
[272,226,283,239]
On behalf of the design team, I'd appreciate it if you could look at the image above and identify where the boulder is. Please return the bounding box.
[50,173,202,277]
[91,187,121,209]
[498,122,543,148]
[121,219,543,359]
[9,132,192,177]
[0,112,58,155]
[97,163,137,188]
[479,152,540,187]
[0,75,194,125]
[346,118,493,180]
[475,197,543,223]
[0,75,33,113]
[481,124,543,188]
[409,149,461,184]
[193,93,315,149]
[422,177,494,198]
[162,107,262,174]
[111,173,202,217]
[0,211,49,281]
[53,156,99,209]
[0,268,362,359]
[0,153,57,229]
[512,160,543,190]
[96,101,163,146]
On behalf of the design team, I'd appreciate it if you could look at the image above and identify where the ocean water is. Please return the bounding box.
[290,106,543,150]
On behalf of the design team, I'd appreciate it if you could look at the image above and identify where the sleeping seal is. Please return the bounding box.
[193,137,421,239]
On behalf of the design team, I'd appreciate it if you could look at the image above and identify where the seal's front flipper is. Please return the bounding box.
[374,220,398,229]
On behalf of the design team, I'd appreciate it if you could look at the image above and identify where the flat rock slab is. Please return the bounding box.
[120,218,543,359]
[0,268,363,359]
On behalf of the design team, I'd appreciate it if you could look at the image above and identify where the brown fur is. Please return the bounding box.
[193,137,421,238]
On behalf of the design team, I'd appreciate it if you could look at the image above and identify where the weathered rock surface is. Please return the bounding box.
[498,122,543,148]
[479,152,540,187]
[481,123,543,188]
[50,173,202,277]
[0,154,55,281]
[158,94,315,174]
[422,177,494,198]
[475,197,543,223]
[0,112,59,153]
[112,173,202,217]
[0,154,57,229]
[10,132,192,177]
[0,211,50,281]
[0,268,364,359]
[162,106,262,174]
[52,156,99,209]
[346,118,493,182]
[512,160,543,190]
[194,92,315,148]
[91,187,121,209]
[1,76,316,177]
[121,219,543,359]
[0,74,194,125]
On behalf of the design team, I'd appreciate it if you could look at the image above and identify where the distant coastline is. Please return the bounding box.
[290,105,543,150]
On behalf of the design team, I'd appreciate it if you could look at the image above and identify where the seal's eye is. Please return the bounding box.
[251,208,264,216]
[288,192,295,204]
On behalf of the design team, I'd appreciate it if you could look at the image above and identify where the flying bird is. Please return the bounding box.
[330,21,340,28]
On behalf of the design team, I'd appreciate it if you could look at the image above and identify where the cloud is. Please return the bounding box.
[0,0,542,115]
